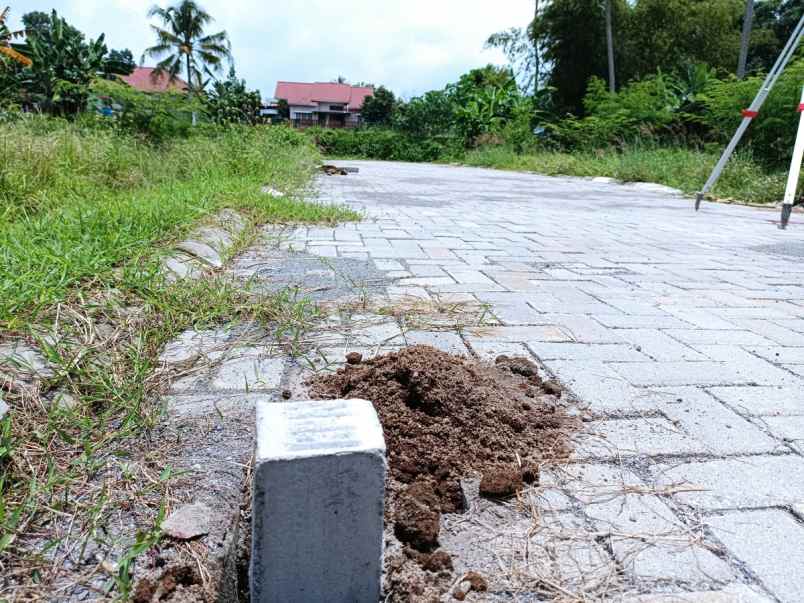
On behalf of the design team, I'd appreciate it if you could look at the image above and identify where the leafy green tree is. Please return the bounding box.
[361,85,395,126]
[623,0,744,81]
[536,0,629,114]
[204,66,261,125]
[142,0,231,93]
[393,90,454,138]
[105,49,136,77]
[748,0,804,73]
[22,10,80,39]
[486,27,538,93]
[446,67,522,144]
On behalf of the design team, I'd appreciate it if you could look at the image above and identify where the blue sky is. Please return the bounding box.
[6,1,534,99]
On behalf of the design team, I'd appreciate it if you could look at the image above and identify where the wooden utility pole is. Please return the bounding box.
[737,0,755,79]
[605,0,616,93]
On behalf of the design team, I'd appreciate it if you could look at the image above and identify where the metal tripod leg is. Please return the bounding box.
[781,204,793,229]
[695,14,804,208]
[780,86,804,229]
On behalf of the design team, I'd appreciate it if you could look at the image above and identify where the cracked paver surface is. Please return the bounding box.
[295,160,804,601]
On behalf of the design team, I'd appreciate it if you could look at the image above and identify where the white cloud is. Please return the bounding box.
[9,0,533,97]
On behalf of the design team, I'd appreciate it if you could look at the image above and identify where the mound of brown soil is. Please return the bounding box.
[307,345,578,597]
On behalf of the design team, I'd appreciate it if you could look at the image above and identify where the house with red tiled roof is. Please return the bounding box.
[120,67,189,93]
[274,81,373,128]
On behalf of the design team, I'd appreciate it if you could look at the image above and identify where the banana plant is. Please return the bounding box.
[22,10,110,114]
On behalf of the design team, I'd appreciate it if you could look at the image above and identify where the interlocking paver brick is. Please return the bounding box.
[609,361,745,387]
[651,455,804,510]
[573,417,708,459]
[528,342,649,362]
[612,329,708,361]
[543,360,660,413]
[707,510,804,603]
[653,387,781,455]
[706,385,804,416]
[750,346,804,364]
[664,329,775,346]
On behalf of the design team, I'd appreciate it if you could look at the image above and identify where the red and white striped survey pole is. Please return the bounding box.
[696,13,804,212]
[781,87,804,229]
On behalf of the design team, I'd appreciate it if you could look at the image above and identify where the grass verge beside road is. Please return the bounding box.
[458,145,793,205]
[0,119,357,326]
[0,117,357,596]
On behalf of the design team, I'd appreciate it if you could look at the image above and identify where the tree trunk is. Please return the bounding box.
[533,0,540,95]
[605,0,616,93]
[185,44,193,95]
[737,0,755,79]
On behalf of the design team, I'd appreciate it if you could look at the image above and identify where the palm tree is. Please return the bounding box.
[605,0,615,93]
[142,1,231,93]
[0,6,32,67]
[737,0,755,79]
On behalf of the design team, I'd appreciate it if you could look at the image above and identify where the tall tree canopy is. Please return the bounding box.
[361,85,396,126]
[536,0,629,114]
[142,0,231,93]
[506,0,785,115]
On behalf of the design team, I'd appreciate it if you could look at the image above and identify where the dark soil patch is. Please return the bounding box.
[306,345,578,600]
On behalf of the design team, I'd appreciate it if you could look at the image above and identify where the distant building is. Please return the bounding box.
[274,81,373,128]
[259,98,281,122]
[120,67,189,93]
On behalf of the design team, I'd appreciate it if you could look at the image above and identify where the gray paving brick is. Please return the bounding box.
[659,308,740,330]
[544,360,661,413]
[594,314,691,329]
[706,386,804,416]
[654,387,781,455]
[707,510,804,603]
[467,325,573,344]
[609,361,746,387]
[528,342,649,362]
[693,345,803,386]
[652,455,804,510]
[757,415,804,449]
[664,329,775,347]
[727,319,804,346]
[750,346,804,364]
[618,584,773,602]
[574,417,710,459]
[403,330,469,355]
[614,329,709,361]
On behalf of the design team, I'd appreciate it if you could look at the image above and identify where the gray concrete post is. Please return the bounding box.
[250,399,386,603]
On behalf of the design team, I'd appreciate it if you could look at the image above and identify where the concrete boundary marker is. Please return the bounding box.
[251,398,386,603]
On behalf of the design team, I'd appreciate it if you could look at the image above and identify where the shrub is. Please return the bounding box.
[698,58,804,167]
[89,79,202,142]
[306,127,446,162]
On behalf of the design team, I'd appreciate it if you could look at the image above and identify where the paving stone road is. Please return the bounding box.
[295,160,804,601]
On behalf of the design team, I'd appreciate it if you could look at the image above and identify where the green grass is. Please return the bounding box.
[456,144,795,205]
[0,116,358,595]
[0,118,358,326]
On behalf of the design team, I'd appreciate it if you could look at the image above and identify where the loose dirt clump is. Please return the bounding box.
[306,345,579,600]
